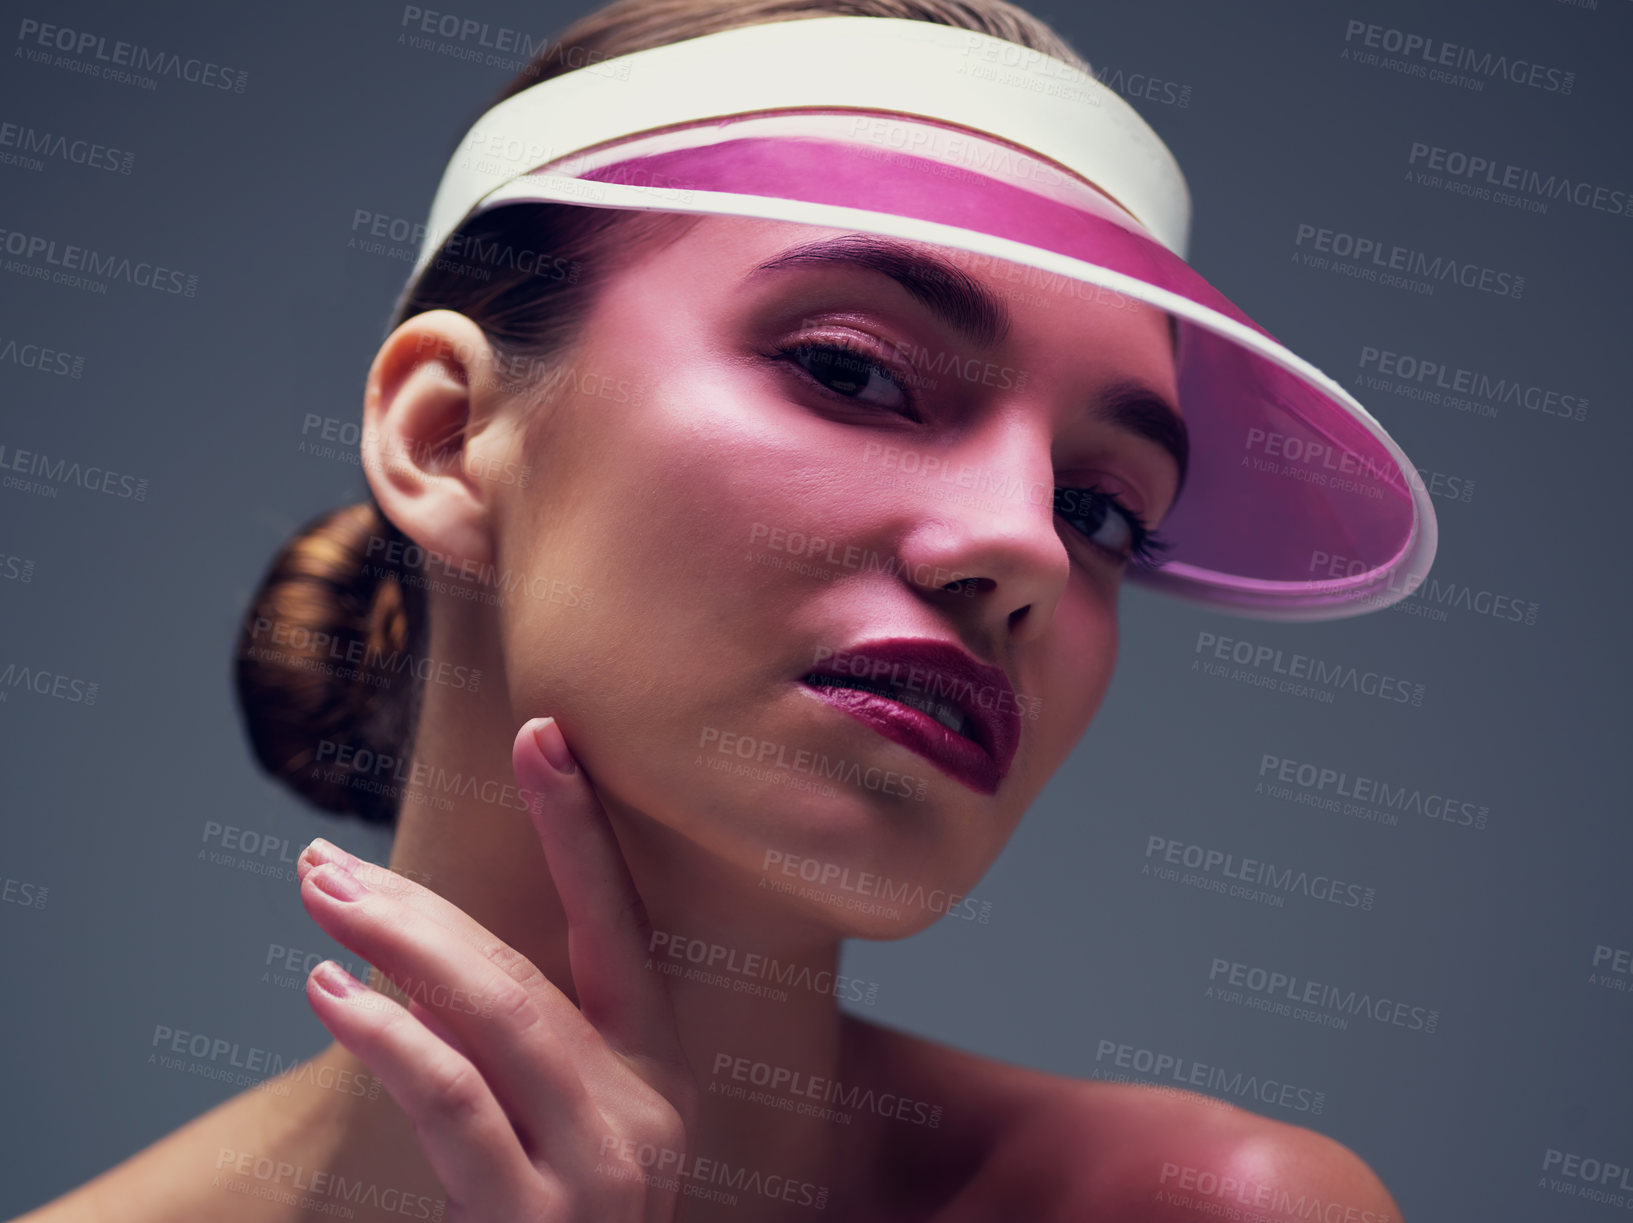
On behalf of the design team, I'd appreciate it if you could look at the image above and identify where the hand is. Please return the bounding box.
[295,717,698,1222]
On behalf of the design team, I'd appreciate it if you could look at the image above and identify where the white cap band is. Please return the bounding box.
[408,14,1191,293]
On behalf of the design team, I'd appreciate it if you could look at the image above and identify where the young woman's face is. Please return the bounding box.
[489,215,1184,935]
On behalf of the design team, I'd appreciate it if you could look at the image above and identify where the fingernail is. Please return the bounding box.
[531,717,579,775]
[312,960,360,997]
[309,862,367,902]
[299,837,352,879]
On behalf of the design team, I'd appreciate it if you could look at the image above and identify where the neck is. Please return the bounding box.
[306,657,869,1217]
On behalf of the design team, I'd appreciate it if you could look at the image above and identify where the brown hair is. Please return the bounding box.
[233,0,1091,825]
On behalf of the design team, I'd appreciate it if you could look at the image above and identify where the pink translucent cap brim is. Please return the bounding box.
[509,115,1433,619]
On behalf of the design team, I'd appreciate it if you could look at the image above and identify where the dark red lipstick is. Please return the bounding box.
[799,638,1022,795]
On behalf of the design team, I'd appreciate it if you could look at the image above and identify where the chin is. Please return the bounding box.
[573,681,1016,931]
[704,764,1002,938]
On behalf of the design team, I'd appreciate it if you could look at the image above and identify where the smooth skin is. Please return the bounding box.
[14,216,1404,1222]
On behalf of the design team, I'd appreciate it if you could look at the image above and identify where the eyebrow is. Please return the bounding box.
[1097,381,1190,501]
[748,233,1012,347]
[746,233,1190,498]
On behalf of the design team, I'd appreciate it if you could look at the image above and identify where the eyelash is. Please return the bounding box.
[1052,485,1172,571]
[770,336,923,418]
[770,336,1171,570]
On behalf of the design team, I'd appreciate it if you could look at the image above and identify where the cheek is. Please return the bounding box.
[489,365,844,792]
[1031,587,1119,771]
[527,342,885,641]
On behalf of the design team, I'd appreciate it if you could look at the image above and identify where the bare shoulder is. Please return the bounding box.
[6,1046,421,1223]
[842,1016,1404,1223]
[1038,1084,1407,1223]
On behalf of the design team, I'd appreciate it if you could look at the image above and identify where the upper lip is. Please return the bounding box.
[800,637,1023,777]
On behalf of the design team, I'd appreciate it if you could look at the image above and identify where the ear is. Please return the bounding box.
[361,309,511,571]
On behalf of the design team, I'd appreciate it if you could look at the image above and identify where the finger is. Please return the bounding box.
[305,959,561,1216]
[300,860,607,1164]
[514,717,687,1073]
[367,966,477,1064]
[298,840,630,1132]
[298,839,611,1064]
[404,991,470,1060]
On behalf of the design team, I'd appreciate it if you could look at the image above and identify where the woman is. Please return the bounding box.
[18,0,1428,1219]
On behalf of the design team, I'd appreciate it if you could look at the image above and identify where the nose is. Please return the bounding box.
[890,412,1072,646]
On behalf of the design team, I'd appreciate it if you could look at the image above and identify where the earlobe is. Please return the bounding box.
[360,310,505,573]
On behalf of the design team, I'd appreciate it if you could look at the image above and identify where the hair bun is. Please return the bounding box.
[233,502,424,824]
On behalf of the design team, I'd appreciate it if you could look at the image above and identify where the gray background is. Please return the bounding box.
[1,0,1629,1218]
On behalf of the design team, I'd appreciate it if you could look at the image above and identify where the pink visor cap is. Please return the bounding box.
[398,16,1436,622]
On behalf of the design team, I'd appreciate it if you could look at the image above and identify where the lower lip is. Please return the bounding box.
[799,681,1000,796]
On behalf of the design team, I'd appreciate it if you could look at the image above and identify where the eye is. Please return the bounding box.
[1053,485,1170,569]
[770,338,919,419]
